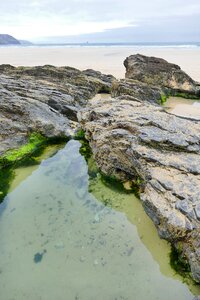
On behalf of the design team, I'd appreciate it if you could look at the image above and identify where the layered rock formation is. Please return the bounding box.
[79,95,200,282]
[79,55,200,282]
[0,65,115,155]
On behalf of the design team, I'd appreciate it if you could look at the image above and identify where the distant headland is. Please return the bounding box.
[0,34,31,45]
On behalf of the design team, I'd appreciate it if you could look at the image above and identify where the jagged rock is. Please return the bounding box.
[0,65,115,155]
[124,54,200,97]
[111,79,164,104]
[79,95,200,282]
[0,65,115,104]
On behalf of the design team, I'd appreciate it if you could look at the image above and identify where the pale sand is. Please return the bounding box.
[0,46,199,81]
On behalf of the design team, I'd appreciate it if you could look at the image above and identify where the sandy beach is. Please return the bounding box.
[0,46,199,81]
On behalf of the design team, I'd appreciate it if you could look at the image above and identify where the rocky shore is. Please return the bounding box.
[0,64,114,155]
[0,54,200,283]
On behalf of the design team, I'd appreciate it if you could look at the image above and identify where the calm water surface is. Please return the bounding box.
[164,97,200,120]
[0,140,199,300]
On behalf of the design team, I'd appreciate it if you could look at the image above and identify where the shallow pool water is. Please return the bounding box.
[0,140,199,300]
[164,97,200,120]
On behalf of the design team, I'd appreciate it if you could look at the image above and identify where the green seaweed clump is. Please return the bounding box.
[79,140,92,162]
[174,92,200,100]
[74,129,86,140]
[170,244,191,276]
[0,133,68,202]
[0,133,48,202]
[75,129,92,161]
[160,94,167,105]
[0,133,47,168]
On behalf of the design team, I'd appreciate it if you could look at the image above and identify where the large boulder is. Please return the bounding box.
[124,54,200,97]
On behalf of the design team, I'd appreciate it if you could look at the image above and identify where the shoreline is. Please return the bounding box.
[0,46,199,80]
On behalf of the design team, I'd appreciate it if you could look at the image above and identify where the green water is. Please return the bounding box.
[0,140,199,300]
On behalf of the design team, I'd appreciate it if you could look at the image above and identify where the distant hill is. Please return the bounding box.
[0,34,21,45]
[19,39,33,46]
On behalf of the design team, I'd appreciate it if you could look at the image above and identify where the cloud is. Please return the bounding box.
[0,0,199,40]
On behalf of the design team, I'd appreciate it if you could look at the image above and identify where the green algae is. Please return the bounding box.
[0,133,68,202]
[170,245,191,276]
[0,133,46,168]
[74,129,92,161]
[160,94,167,105]
[173,92,200,100]
[159,91,200,106]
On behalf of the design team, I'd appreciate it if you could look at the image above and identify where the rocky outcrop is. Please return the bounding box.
[0,65,115,155]
[79,95,200,282]
[111,79,164,104]
[1,55,200,283]
[79,54,200,282]
[0,34,20,45]
[124,54,200,98]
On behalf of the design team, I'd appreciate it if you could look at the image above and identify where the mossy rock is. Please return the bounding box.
[170,244,191,276]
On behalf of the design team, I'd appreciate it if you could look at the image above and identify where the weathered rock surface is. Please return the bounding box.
[79,94,200,282]
[112,78,164,104]
[0,65,115,155]
[124,54,200,97]
[1,55,200,284]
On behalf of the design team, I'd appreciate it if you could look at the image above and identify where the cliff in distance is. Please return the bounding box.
[0,34,21,45]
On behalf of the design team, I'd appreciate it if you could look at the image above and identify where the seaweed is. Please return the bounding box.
[173,92,200,100]
[74,129,92,161]
[170,244,191,276]
[0,133,68,203]
[160,94,167,105]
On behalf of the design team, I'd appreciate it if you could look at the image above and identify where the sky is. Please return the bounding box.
[0,0,200,42]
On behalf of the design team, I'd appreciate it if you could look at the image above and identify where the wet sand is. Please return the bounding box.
[0,46,199,80]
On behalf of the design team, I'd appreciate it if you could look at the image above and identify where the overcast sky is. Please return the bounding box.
[0,0,200,42]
